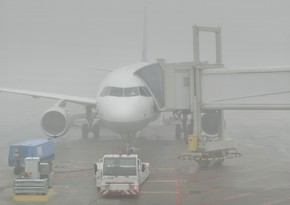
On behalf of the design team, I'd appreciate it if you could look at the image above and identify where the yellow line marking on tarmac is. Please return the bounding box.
[13,189,55,202]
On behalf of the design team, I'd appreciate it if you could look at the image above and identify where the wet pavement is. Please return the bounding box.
[1,95,290,204]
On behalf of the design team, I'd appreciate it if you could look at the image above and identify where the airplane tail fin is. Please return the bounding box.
[141,7,148,62]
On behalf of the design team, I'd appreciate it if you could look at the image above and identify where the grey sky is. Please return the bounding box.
[0,0,289,71]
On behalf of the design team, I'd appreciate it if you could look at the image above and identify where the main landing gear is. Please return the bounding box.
[82,105,100,138]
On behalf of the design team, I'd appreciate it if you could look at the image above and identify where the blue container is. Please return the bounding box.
[8,138,55,168]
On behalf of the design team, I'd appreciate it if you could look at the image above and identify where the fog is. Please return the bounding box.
[0,0,289,98]
[1,1,290,204]
[0,1,290,138]
[0,0,289,71]
[1,0,290,148]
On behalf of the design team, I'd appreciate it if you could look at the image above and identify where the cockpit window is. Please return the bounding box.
[124,87,139,97]
[100,86,147,97]
[109,87,123,97]
[100,87,110,97]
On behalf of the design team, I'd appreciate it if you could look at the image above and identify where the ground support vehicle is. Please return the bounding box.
[8,138,55,175]
[178,135,241,167]
[13,157,54,202]
[159,26,242,168]
[94,154,149,196]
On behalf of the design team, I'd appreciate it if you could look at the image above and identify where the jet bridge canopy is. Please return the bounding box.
[159,60,290,111]
[158,25,290,112]
[135,61,195,111]
[136,25,290,113]
[135,63,165,110]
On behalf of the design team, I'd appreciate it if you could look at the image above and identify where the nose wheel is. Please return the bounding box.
[120,134,137,154]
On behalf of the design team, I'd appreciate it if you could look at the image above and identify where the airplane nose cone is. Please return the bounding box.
[97,96,154,134]
[99,98,143,123]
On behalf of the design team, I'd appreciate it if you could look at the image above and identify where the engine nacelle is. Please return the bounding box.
[41,106,71,138]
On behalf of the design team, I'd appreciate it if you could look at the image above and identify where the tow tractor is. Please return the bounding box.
[93,153,149,196]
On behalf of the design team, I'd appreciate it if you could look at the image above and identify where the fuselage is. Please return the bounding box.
[96,63,159,135]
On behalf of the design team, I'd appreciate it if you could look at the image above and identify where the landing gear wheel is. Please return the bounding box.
[197,160,210,168]
[175,124,182,140]
[213,151,224,166]
[92,124,100,138]
[213,159,224,166]
[197,153,210,168]
[82,124,89,138]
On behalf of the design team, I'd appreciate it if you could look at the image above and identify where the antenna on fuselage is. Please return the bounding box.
[142,6,148,62]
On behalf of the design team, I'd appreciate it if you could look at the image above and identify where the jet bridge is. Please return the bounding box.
[158,25,290,167]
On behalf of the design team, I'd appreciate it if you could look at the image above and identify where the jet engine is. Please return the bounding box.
[41,106,71,138]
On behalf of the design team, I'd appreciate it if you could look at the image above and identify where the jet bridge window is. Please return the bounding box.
[109,87,123,97]
[124,87,139,97]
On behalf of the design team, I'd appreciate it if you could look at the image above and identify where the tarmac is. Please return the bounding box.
[2,95,290,205]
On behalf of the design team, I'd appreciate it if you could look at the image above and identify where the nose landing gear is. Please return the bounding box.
[119,134,139,155]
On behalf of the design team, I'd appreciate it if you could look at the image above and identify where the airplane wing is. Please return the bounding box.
[0,87,96,106]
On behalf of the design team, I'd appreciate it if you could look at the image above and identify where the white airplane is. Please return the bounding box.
[0,9,167,148]
[0,62,162,147]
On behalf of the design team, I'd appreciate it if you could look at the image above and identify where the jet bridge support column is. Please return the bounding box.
[192,65,201,139]
[178,25,241,167]
[192,25,223,143]
[191,25,223,139]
